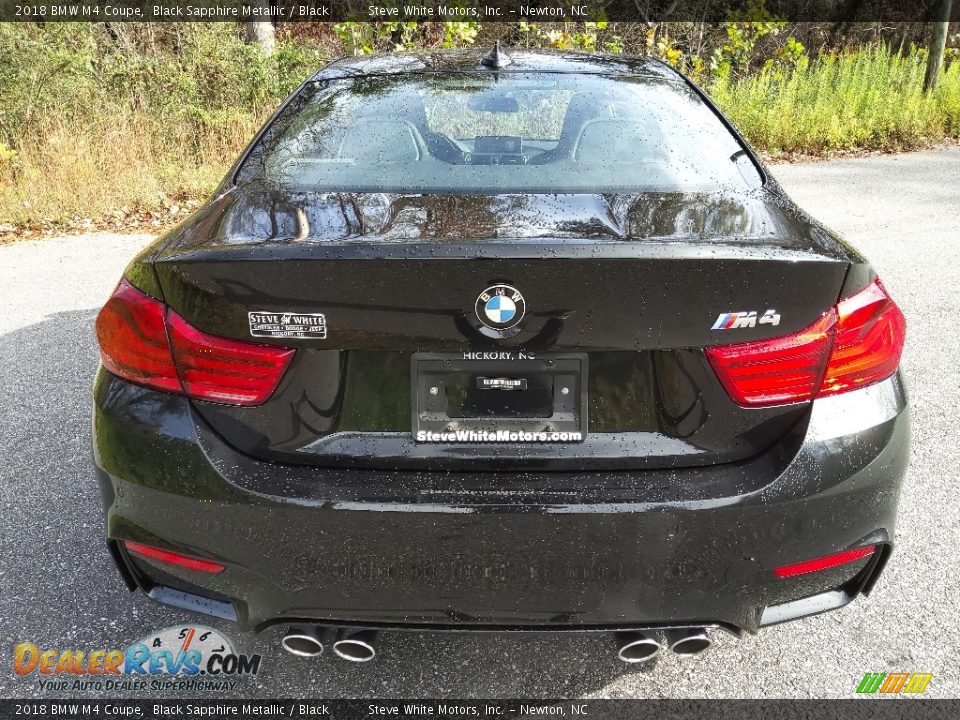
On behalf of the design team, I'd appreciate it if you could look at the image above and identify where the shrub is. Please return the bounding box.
[710,45,960,156]
[0,25,958,232]
[0,23,327,228]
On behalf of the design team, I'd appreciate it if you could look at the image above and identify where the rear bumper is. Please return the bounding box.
[92,370,909,634]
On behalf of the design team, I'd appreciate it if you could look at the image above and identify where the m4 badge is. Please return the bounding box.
[712,309,781,330]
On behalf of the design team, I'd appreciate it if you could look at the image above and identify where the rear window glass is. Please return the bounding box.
[237,72,760,193]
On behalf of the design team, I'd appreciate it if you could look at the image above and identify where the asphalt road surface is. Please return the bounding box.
[1,148,958,700]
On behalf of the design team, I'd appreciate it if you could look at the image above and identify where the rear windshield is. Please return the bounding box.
[237,72,761,193]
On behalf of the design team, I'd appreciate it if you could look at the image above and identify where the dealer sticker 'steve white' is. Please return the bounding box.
[248,311,327,339]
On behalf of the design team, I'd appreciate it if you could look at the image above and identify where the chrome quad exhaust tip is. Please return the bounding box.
[615,630,663,663]
[664,627,712,657]
[332,629,378,662]
[280,625,329,657]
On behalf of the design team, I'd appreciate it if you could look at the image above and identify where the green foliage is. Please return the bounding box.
[0,21,958,232]
[645,28,683,67]
[333,22,406,55]
[710,20,787,77]
[443,22,480,49]
[333,20,480,55]
[0,142,18,183]
[775,36,808,69]
[518,21,623,54]
[0,23,327,141]
[0,23,327,228]
[711,45,960,155]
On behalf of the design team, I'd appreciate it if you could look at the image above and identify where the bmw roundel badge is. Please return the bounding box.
[476,284,526,331]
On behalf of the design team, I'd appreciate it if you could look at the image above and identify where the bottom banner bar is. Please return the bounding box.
[0,700,955,720]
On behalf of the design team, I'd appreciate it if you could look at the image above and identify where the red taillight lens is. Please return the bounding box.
[167,311,294,406]
[706,312,835,407]
[96,279,294,406]
[707,280,905,408]
[819,281,906,398]
[123,540,225,574]
[95,280,180,393]
[773,545,875,578]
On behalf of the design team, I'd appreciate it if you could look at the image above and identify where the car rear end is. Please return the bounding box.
[92,53,909,659]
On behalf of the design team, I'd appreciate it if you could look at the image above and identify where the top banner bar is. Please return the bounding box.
[2,0,958,23]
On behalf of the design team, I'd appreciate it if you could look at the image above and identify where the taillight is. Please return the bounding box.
[96,279,294,406]
[706,280,905,408]
[95,280,180,393]
[168,311,294,406]
[706,312,835,407]
[819,280,906,397]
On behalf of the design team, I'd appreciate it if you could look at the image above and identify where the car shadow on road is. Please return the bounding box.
[0,309,667,698]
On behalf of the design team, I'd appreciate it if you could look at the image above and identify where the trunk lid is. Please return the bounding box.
[150,188,853,471]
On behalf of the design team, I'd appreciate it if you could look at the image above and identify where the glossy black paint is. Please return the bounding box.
[93,50,908,638]
[94,370,907,632]
[137,188,857,470]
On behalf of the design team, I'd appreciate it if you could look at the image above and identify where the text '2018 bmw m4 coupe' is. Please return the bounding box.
[93,47,908,663]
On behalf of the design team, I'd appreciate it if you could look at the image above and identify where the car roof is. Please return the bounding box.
[311,49,679,82]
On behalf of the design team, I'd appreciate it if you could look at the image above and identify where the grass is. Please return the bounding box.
[0,22,323,234]
[2,111,260,230]
[0,31,958,235]
[710,46,960,157]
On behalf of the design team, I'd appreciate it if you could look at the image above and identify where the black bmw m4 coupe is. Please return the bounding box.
[93,47,908,663]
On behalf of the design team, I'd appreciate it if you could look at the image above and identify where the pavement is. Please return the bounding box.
[0,147,958,699]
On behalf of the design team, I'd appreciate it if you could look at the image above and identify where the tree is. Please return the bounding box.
[243,0,275,55]
[924,0,953,92]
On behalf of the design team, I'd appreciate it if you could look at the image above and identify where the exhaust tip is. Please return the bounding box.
[665,628,712,657]
[615,631,662,663]
[333,630,377,663]
[281,626,326,657]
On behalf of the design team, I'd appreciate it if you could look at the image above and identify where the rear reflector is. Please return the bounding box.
[773,545,875,578]
[96,279,294,406]
[706,280,905,408]
[123,540,225,574]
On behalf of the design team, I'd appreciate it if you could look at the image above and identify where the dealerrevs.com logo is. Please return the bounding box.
[14,625,261,693]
